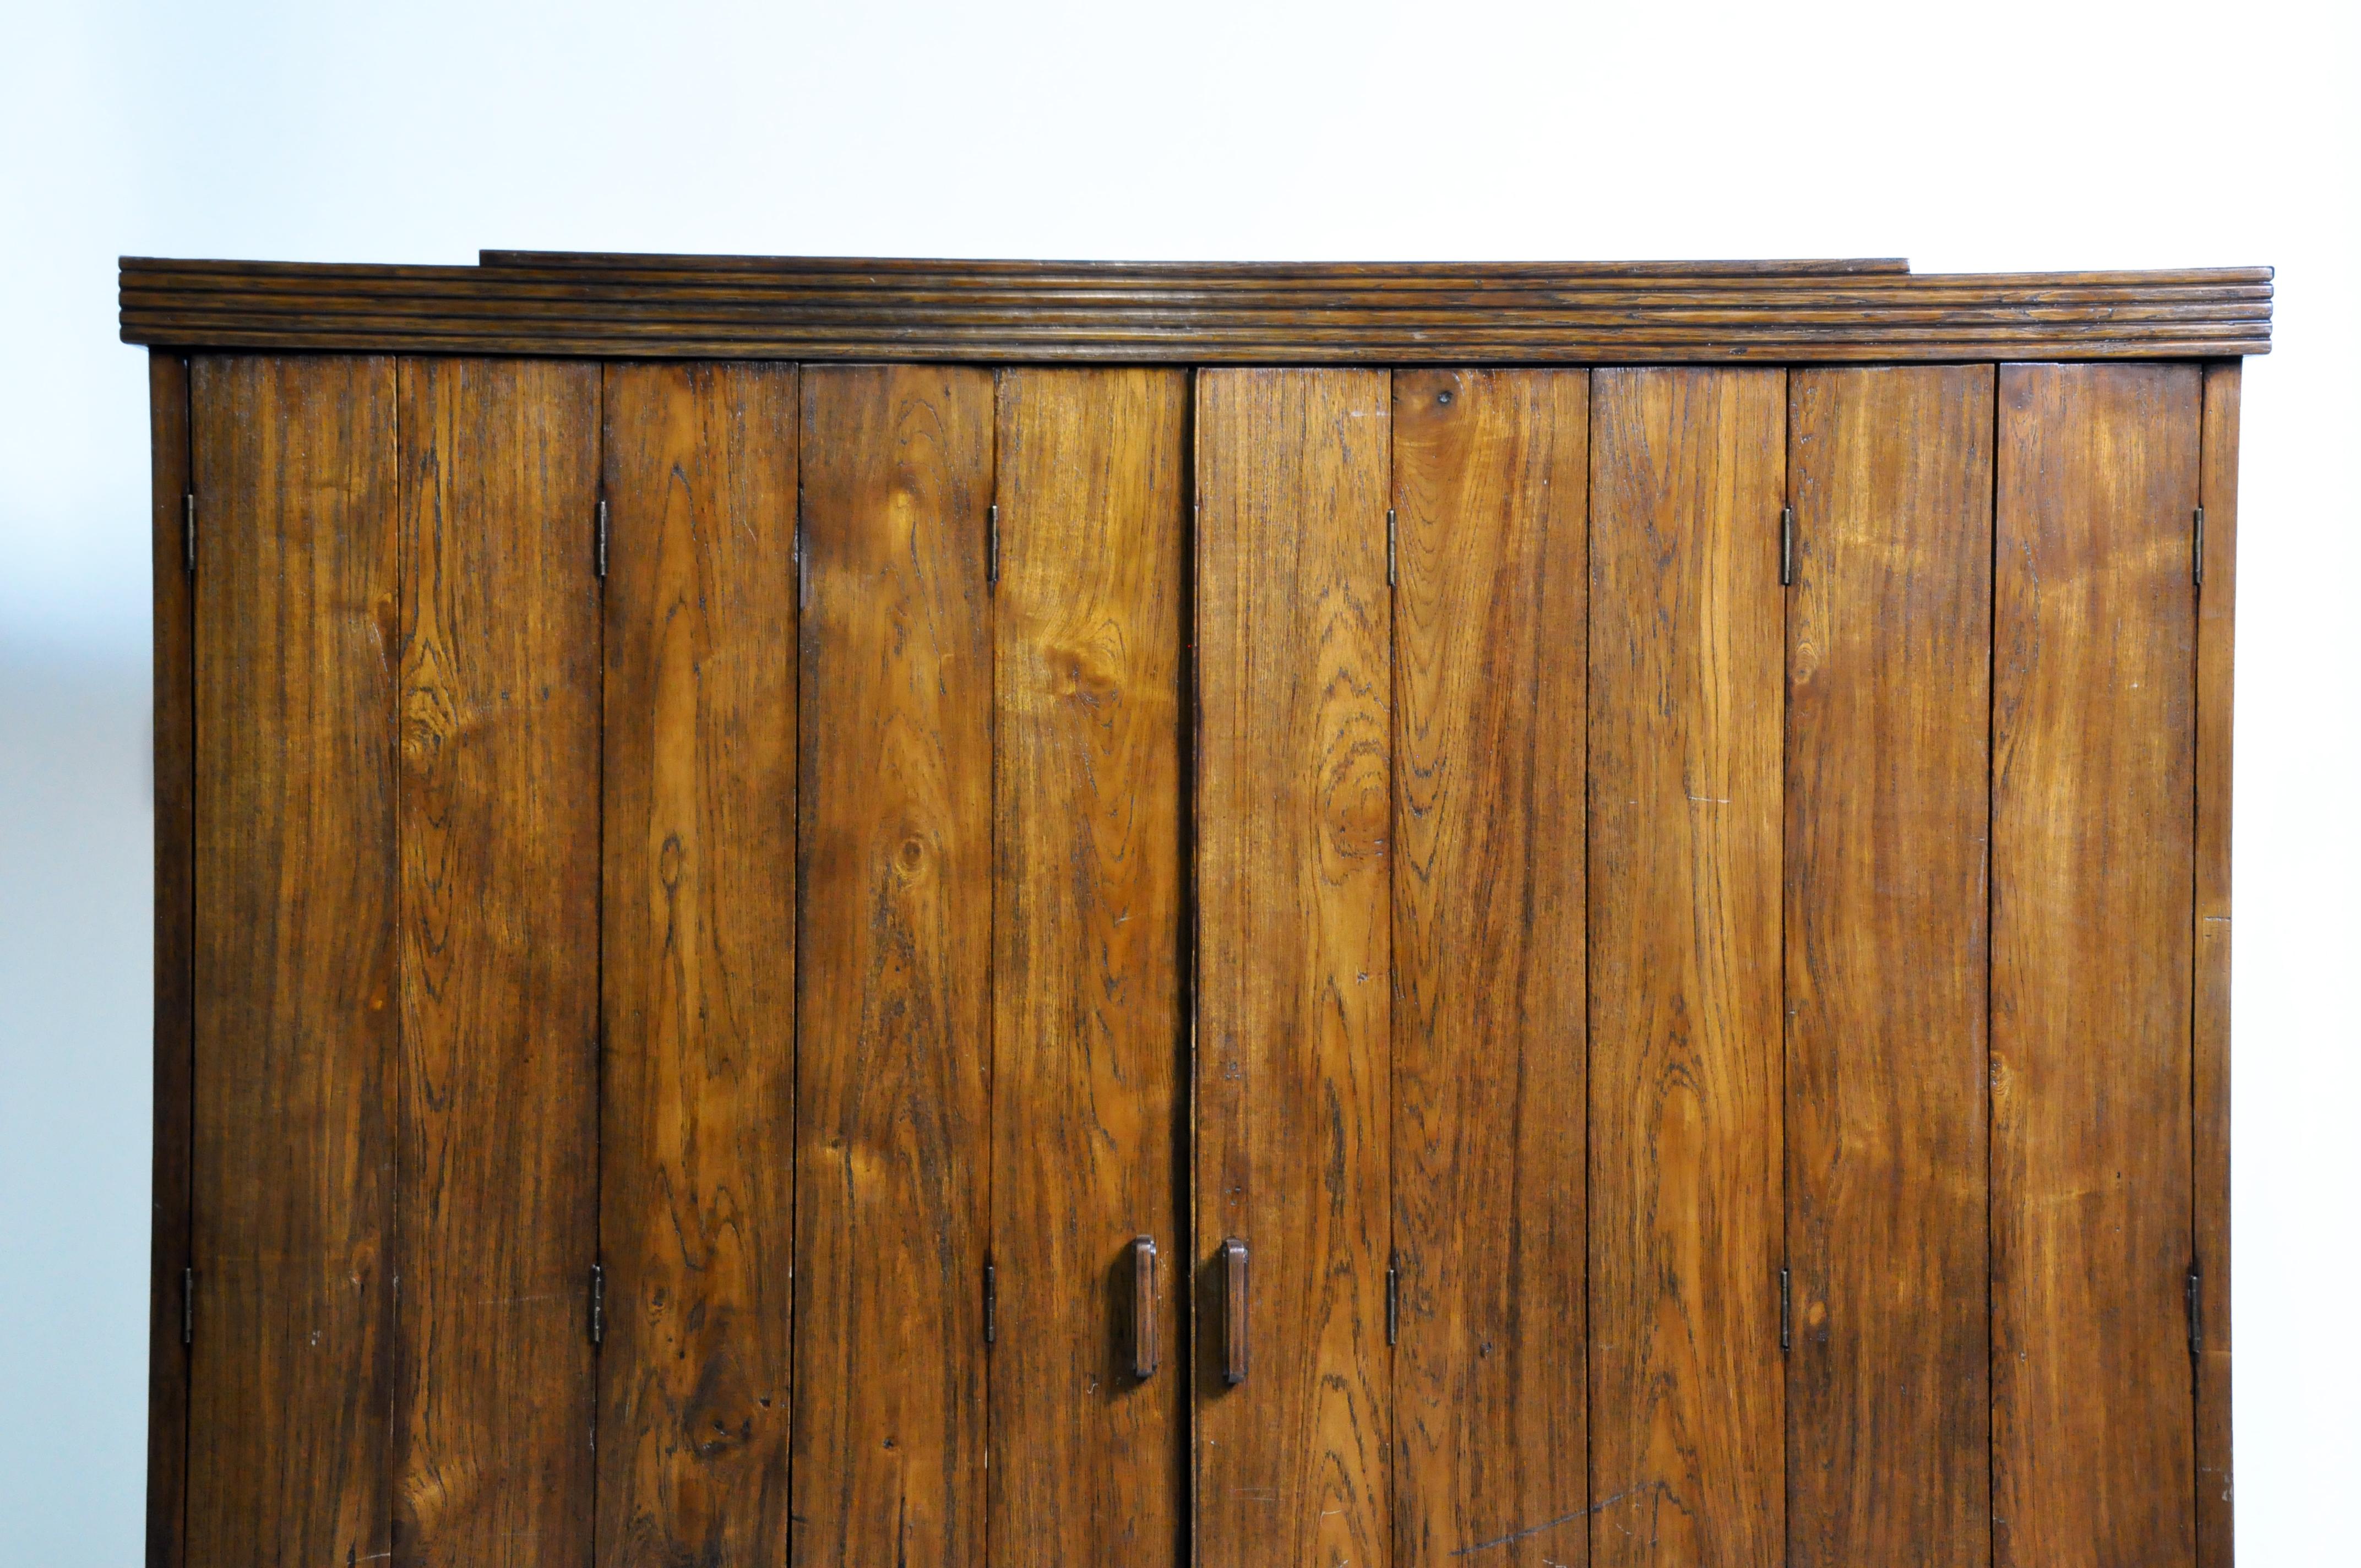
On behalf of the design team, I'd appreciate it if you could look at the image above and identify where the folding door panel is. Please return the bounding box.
[395,358,605,1565]
[793,365,996,1567]
[1195,368,1394,1568]
[597,363,799,1565]
[187,354,399,1568]
[1783,366,1994,1567]
[1990,362,2201,1568]
[1390,368,1590,1568]
[1586,367,1787,1568]
[987,368,1191,1566]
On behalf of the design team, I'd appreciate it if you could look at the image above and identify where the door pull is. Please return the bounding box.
[1131,1235,1159,1379]
[1222,1237,1249,1385]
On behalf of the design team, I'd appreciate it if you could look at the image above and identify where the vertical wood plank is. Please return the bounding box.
[1784,366,1994,1567]
[1390,368,1589,1568]
[988,367,1189,1566]
[146,350,193,1568]
[793,364,995,1568]
[2194,361,2239,1568]
[1990,361,2200,1568]
[1586,366,1786,1568]
[187,354,399,1567]
[395,357,603,1567]
[1195,367,1392,1568]
[597,362,799,1566]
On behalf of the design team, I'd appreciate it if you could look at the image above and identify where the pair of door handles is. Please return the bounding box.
[1123,1235,1250,1386]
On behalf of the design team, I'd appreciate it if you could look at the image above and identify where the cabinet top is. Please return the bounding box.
[118,252,2272,362]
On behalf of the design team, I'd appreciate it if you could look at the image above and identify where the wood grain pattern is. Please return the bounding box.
[145,350,193,1568]
[395,357,603,1566]
[792,364,995,1568]
[1195,368,1393,1568]
[1990,362,2200,1568]
[988,367,1189,1566]
[187,353,399,1567]
[2194,361,2239,1568]
[117,256,2275,362]
[1783,366,1994,1567]
[597,362,799,1565]
[1389,368,1590,1568]
[1586,366,1786,1568]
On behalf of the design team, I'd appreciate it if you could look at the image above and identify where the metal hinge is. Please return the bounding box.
[182,1266,194,1346]
[589,1264,605,1345]
[1386,509,1397,588]
[983,1260,997,1344]
[1779,1266,1792,1352]
[2193,506,2206,587]
[987,504,1000,587]
[1385,1258,1400,1346]
[1780,507,1795,586]
[595,499,609,579]
[182,493,196,576]
[2186,1260,2204,1355]
[795,488,808,611]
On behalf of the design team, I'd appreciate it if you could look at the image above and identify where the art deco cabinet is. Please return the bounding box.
[121,253,2265,1567]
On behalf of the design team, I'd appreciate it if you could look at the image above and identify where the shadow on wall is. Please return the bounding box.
[0,646,153,1566]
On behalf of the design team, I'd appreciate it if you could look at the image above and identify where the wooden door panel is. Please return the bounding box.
[1586,366,1787,1568]
[987,368,1190,1565]
[793,364,996,1568]
[395,357,604,1566]
[1195,368,1393,1568]
[1990,362,2200,1568]
[1784,366,1994,1567]
[187,353,399,1568]
[597,362,799,1565]
[1390,368,1590,1568]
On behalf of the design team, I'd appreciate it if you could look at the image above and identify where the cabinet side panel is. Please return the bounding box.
[988,367,1190,1566]
[596,362,799,1566]
[2195,360,2239,1568]
[792,364,995,1568]
[146,350,193,1568]
[1195,368,1394,1568]
[1390,368,1590,1568]
[395,357,603,1567]
[1585,366,1787,1568]
[187,353,399,1567]
[1990,361,2199,1568]
[1784,366,1994,1567]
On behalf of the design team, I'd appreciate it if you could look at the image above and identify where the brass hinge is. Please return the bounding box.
[1386,509,1397,588]
[182,493,196,576]
[1780,506,1795,586]
[1779,1266,1792,1352]
[595,499,609,579]
[2186,1260,2204,1355]
[2193,506,2207,587]
[590,1264,605,1345]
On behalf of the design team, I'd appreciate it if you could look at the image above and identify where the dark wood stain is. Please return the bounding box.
[394,357,603,1566]
[988,367,1190,1565]
[188,353,399,1567]
[1194,368,1393,1568]
[597,361,799,1566]
[116,256,2273,362]
[1586,366,1787,1568]
[2194,361,2239,1568]
[792,364,995,1568]
[1989,362,2200,1568]
[145,350,193,1568]
[1390,368,1590,1568]
[1783,366,1994,1567]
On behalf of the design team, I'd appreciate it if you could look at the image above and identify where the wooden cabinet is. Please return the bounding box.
[126,253,2263,1567]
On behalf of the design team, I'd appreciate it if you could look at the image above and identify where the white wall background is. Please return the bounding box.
[2,1,2352,1559]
